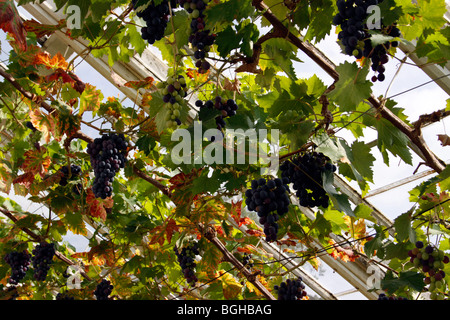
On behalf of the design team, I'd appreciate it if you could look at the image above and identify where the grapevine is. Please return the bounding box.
[244,177,291,242]
[31,242,56,281]
[157,74,188,128]
[196,96,239,139]
[58,164,81,188]
[408,241,449,300]
[86,133,129,199]
[174,240,200,287]
[94,279,114,300]
[4,250,31,285]
[179,0,215,74]
[332,0,402,82]
[132,0,177,45]
[280,152,336,209]
[274,277,307,300]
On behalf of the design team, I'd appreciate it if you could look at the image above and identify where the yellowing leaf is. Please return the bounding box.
[219,271,243,300]
[29,108,58,143]
[79,83,104,115]
[32,51,68,70]
[21,147,51,176]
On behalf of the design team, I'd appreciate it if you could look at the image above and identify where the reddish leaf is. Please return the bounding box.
[21,147,51,177]
[85,188,113,221]
[29,108,58,143]
[79,83,103,115]
[23,18,66,38]
[33,51,68,70]
[12,172,35,189]
[124,76,155,90]
[0,0,27,51]
[165,218,180,244]
[231,201,253,227]
[245,229,264,237]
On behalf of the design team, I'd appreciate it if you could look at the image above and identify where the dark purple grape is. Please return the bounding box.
[174,241,200,286]
[87,133,128,199]
[31,242,56,281]
[4,250,31,285]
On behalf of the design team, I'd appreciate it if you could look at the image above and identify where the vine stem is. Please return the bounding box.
[0,66,276,300]
[0,207,93,281]
[251,0,446,174]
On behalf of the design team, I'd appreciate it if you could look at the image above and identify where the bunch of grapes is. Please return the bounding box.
[59,164,84,196]
[132,0,176,44]
[280,152,336,209]
[4,250,31,285]
[245,177,291,242]
[94,279,114,300]
[243,253,254,268]
[196,96,239,132]
[408,241,449,300]
[157,74,188,128]
[56,292,75,300]
[377,293,408,300]
[26,121,37,132]
[86,133,129,199]
[31,242,56,281]
[174,241,200,286]
[332,0,402,82]
[179,0,215,73]
[274,277,307,300]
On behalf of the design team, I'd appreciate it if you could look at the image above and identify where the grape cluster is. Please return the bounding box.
[243,253,254,268]
[94,279,114,300]
[58,164,81,187]
[31,242,56,281]
[280,152,336,208]
[196,96,238,132]
[174,241,200,286]
[86,133,129,199]
[245,177,291,242]
[58,164,83,195]
[132,0,176,44]
[377,293,408,300]
[332,0,402,82]
[408,241,449,300]
[158,74,188,128]
[56,292,75,300]
[4,250,31,285]
[26,121,37,132]
[274,277,307,300]
[179,0,215,73]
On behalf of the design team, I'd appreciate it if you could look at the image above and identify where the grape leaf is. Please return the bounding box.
[374,118,413,166]
[23,19,67,38]
[204,0,255,29]
[0,0,27,51]
[381,270,424,294]
[322,169,355,217]
[393,211,416,243]
[327,62,373,112]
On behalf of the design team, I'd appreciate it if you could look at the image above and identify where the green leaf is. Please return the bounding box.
[322,169,355,217]
[375,118,413,165]
[394,211,416,243]
[364,225,386,257]
[263,39,300,80]
[204,0,255,28]
[381,270,424,294]
[215,25,242,58]
[327,62,373,111]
